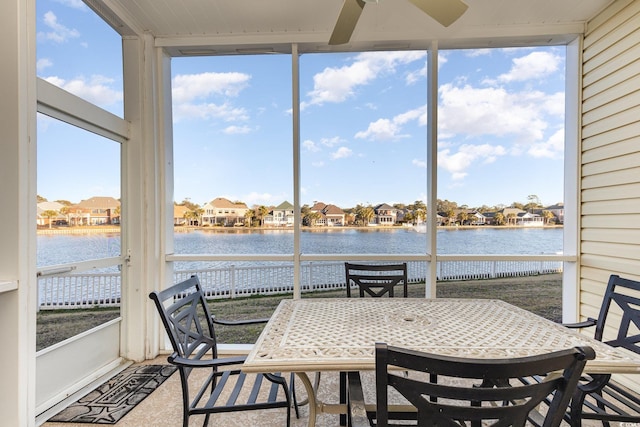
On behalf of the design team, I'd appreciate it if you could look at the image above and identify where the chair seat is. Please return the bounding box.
[187,369,290,416]
[519,373,640,426]
[578,377,640,423]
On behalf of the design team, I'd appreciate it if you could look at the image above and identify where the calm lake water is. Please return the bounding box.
[37,227,563,269]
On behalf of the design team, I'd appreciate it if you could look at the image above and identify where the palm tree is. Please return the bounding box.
[413,200,426,212]
[244,209,254,227]
[356,205,375,226]
[403,211,415,224]
[183,210,195,226]
[307,211,322,226]
[494,212,505,225]
[42,210,58,228]
[457,211,469,225]
[59,206,70,226]
[526,194,541,212]
[113,205,121,224]
[185,208,202,226]
[193,207,204,226]
[446,209,456,226]
[257,205,269,227]
[542,210,554,224]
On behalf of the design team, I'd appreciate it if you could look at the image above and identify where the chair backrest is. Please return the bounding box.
[345,262,408,298]
[148,275,218,361]
[593,274,640,355]
[375,342,595,427]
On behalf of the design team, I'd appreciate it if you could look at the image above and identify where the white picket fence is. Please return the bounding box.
[37,259,563,309]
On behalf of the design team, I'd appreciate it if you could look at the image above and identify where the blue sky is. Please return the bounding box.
[36,0,566,210]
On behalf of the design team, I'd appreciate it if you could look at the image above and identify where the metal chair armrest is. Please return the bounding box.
[562,317,597,329]
[212,316,270,326]
[168,353,246,368]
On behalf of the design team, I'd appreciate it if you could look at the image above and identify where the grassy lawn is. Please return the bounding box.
[36,273,561,350]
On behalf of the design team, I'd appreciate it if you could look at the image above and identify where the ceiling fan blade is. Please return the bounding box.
[329,0,366,45]
[408,0,468,27]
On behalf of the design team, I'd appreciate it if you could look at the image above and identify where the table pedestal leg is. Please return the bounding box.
[295,372,349,427]
[294,372,317,427]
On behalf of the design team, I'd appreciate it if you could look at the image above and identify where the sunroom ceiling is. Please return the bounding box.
[90,0,614,56]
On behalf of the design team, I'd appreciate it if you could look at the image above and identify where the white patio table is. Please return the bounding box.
[242,298,640,427]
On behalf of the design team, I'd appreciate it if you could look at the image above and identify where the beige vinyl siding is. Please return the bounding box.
[581,0,640,388]
[582,0,640,276]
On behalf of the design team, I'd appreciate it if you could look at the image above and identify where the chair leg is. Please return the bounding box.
[290,372,300,419]
[286,392,292,427]
[595,391,610,427]
[340,371,347,426]
[569,391,586,427]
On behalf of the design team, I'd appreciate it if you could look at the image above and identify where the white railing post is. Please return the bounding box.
[230,264,236,298]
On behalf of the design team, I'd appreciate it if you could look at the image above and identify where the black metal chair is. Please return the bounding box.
[149,275,291,427]
[563,274,640,426]
[338,262,410,424]
[345,262,408,298]
[347,342,595,427]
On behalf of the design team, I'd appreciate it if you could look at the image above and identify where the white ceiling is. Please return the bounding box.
[89,0,614,56]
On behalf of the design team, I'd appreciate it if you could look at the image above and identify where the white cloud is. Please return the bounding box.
[54,0,88,9]
[466,49,492,58]
[438,83,550,143]
[394,105,427,126]
[498,51,562,83]
[355,118,400,141]
[173,102,249,122]
[438,144,507,180]
[412,159,427,168]
[44,75,122,106]
[405,57,427,84]
[541,91,565,116]
[356,105,426,141]
[451,172,468,180]
[527,128,564,158]
[37,58,53,73]
[224,125,252,135]
[331,147,353,159]
[321,136,343,147]
[171,72,251,123]
[38,11,80,44]
[302,51,426,108]
[172,72,250,103]
[303,140,320,152]
[407,52,448,84]
[242,192,285,206]
[312,161,325,167]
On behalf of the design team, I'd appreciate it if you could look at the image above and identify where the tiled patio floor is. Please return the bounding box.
[41,357,344,427]
[42,357,599,427]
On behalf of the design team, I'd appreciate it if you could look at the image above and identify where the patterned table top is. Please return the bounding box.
[243,298,640,374]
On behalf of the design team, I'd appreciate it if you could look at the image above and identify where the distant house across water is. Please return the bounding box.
[264,201,295,227]
[202,197,249,227]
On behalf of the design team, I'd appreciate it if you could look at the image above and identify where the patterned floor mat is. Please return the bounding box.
[49,365,177,424]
